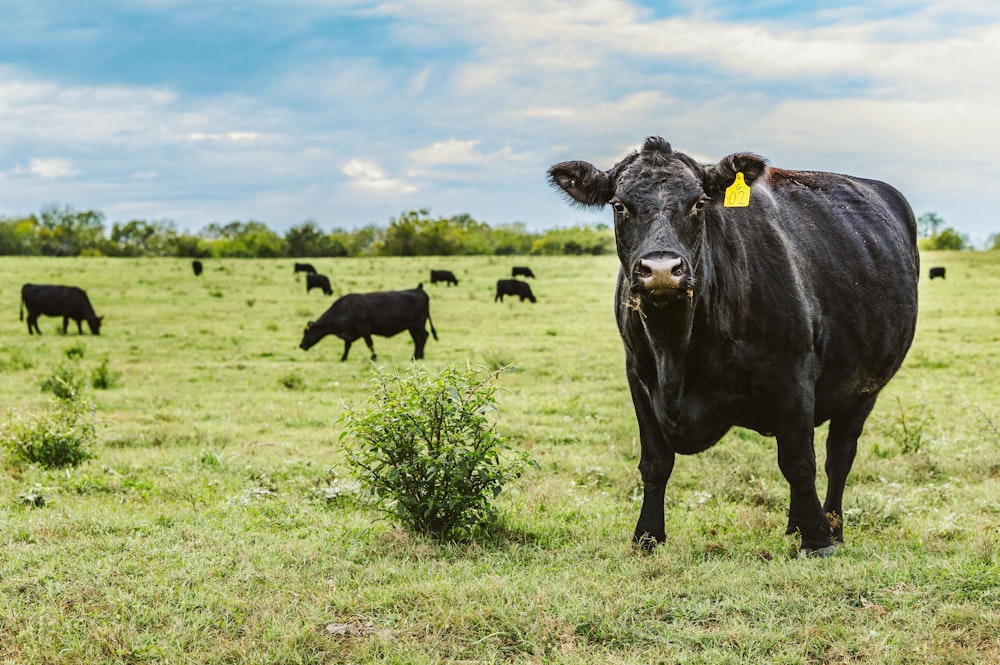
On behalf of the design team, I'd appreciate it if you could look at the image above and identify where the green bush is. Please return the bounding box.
[339,364,533,541]
[2,398,96,469]
[40,363,84,400]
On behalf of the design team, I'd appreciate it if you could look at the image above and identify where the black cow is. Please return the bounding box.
[21,284,104,335]
[549,137,919,556]
[430,269,459,286]
[300,284,437,361]
[512,266,535,278]
[495,279,536,302]
[294,262,317,274]
[928,266,946,280]
[306,273,334,296]
[192,260,203,276]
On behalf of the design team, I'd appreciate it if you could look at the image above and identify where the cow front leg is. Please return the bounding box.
[627,370,675,550]
[776,405,834,556]
[363,335,377,361]
[62,317,70,334]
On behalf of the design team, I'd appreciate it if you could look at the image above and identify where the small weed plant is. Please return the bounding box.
[340,364,533,541]
[2,397,97,469]
[90,358,121,389]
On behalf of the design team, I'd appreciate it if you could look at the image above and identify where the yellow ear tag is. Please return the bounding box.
[724,172,751,208]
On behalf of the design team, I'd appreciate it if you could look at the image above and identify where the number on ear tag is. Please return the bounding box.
[724,172,750,208]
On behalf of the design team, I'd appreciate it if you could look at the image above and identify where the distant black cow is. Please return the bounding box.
[549,136,918,556]
[929,266,946,280]
[300,284,437,361]
[495,279,536,303]
[430,269,459,286]
[192,260,203,276]
[306,273,334,296]
[512,266,535,278]
[294,262,317,274]
[21,284,104,335]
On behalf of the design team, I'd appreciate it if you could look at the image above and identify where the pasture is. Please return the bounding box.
[1,252,998,663]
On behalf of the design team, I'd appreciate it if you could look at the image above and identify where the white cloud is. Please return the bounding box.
[15,158,79,178]
[408,139,482,165]
[342,158,418,194]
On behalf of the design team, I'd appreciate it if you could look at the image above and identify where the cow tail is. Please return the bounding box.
[427,308,438,341]
[19,296,23,321]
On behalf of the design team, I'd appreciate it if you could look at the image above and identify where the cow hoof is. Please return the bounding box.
[798,544,838,559]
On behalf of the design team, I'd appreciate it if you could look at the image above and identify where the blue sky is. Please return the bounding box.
[2,1,999,245]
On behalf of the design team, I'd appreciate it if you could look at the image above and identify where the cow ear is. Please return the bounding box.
[704,152,767,198]
[548,161,614,208]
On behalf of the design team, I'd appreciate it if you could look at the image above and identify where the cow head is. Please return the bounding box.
[548,137,766,307]
[300,321,322,350]
[88,316,104,335]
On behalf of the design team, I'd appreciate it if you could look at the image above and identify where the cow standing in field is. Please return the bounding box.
[21,284,104,335]
[549,136,919,556]
[430,269,459,286]
[512,266,535,278]
[299,284,437,361]
[192,260,203,276]
[306,273,334,296]
[294,262,317,274]
[929,266,946,280]
[495,279,536,303]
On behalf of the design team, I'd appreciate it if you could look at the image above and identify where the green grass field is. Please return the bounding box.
[1,252,998,663]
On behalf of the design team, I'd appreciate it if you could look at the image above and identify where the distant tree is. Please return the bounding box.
[286,220,337,257]
[987,233,1000,251]
[917,212,944,238]
[922,227,968,251]
[36,205,106,256]
[201,221,286,257]
[0,215,41,255]
[108,219,177,256]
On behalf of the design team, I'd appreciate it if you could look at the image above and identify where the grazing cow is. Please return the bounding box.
[430,269,459,286]
[306,273,334,296]
[21,284,104,335]
[300,284,438,361]
[192,260,203,276]
[495,279,536,303]
[929,266,946,280]
[512,266,535,278]
[548,137,919,556]
[294,262,317,274]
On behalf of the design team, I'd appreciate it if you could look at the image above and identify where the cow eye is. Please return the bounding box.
[691,196,709,214]
[610,200,629,218]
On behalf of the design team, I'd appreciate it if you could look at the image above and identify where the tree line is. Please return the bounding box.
[2,206,991,258]
[0,206,614,258]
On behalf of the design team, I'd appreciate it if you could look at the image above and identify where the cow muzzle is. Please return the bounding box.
[633,253,690,299]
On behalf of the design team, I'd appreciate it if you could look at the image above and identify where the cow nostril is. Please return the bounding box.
[636,261,653,278]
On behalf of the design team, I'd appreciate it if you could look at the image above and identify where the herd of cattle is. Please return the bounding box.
[17,263,541,362]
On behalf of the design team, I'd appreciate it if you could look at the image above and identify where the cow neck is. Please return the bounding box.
[635,300,694,429]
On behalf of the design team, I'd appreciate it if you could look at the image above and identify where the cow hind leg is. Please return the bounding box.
[410,327,429,360]
[363,335,377,361]
[27,314,39,335]
[823,395,877,545]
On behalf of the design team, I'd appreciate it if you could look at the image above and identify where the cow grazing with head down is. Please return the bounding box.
[512,266,535,278]
[300,284,438,361]
[549,137,919,557]
[928,266,946,280]
[495,279,536,303]
[21,284,104,335]
[294,262,317,274]
[306,272,334,296]
[192,260,203,276]
[430,269,459,286]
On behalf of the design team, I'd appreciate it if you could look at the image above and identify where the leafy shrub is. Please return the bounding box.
[90,358,121,389]
[64,343,85,360]
[40,363,84,400]
[339,364,533,541]
[280,372,306,390]
[2,399,96,469]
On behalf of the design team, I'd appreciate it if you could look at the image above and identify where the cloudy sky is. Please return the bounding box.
[2,1,999,244]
